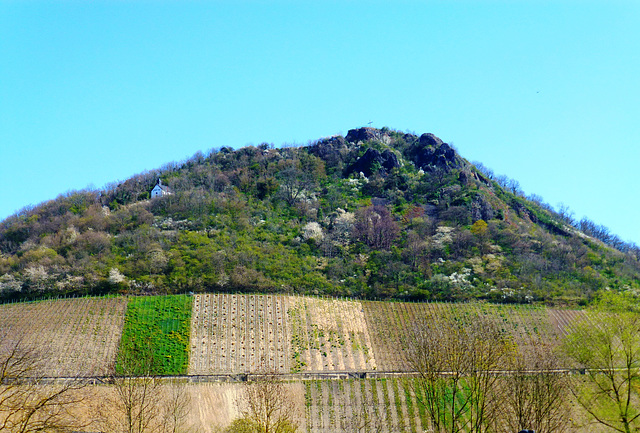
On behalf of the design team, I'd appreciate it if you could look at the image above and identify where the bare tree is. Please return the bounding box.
[98,341,192,433]
[98,377,192,433]
[227,366,298,433]
[353,205,399,250]
[162,384,193,433]
[472,161,494,180]
[506,178,524,196]
[404,311,511,433]
[555,202,575,226]
[276,154,323,206]
[100,374,163,433]
[0,336,87,433]
[498,341,570,433]
[404,230,429,271]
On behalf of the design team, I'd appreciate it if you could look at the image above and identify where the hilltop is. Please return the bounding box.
[1,126,639,304]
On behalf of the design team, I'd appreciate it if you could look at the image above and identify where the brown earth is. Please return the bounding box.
[0,297,127,376]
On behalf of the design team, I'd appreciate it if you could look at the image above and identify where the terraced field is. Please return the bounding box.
[0,296,127,376]
[0,295,607,432]
[288,296,375,372]
[361,301,587,371]
[0,294,593,377]
[189,294,291,374]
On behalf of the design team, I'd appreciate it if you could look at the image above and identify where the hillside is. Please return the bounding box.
[1,127,639,304]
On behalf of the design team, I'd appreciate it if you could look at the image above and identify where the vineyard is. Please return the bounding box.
[303,378,421,433]
[186,295,591,374]
[0,294,614,432]
[362,300,589,371]
[300,374,610,433]
[0,294,595,378]
[288,296,376,372]
[0,296,127,376]
[189,294,291,374]
[188,295,376,374]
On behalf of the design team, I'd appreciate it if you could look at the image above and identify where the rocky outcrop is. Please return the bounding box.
[345,127,392,144]
[419,133,443,148]
[346,127,379,143]
[346,148,400,177]
[472,171,491,185]
[512,201,537,224]
[409,133,464,172]
[471,195,495,222]
[309,135,349,161]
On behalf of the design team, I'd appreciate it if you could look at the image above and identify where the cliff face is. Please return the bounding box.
[1,126,638,305]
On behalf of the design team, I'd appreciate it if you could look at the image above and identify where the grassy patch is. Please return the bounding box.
[403,378,417,433]
[116,294,192,375]
[413,380,428,430]
[392,378,405,432]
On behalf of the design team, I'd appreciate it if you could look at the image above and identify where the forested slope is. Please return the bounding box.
[1,127,639,304]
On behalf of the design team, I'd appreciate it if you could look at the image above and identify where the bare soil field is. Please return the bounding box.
[0,297,127,376]
[40,381,305,433]
[189,294,291,374]
[189,295,376,374]
[288,296,376,372]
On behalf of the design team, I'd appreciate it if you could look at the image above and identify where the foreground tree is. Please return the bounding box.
[499,341,570,433]
[162,385,193,433]
[404,311,511,433]
[562,294,640,433]
[0,336,86,433]
[100,374,163,433]
[97,340,192,433]
[226,366,298,433]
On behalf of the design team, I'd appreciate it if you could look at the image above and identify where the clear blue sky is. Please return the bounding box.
[1,1,639,245]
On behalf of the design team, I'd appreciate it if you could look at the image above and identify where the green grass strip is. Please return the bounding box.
[316,380,324,430]
[304,381,312,433]
[116,294,192,375]
[403,378,417,433]
[370,378,379,410]
[327,381,335,426]
[413,379,429,431]
[392,378,405,432]
[380,378,394,432]
[360,379,369,427]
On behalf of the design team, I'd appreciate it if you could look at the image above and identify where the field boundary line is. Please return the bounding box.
[8,367,607,385]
